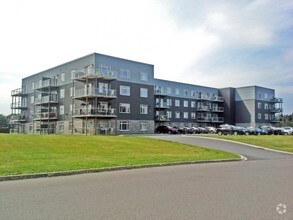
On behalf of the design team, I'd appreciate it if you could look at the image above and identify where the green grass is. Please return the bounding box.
[0,134,239,176]
[208,135,293,153]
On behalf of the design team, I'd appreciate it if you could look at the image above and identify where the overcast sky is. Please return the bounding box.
[0,0,292,115]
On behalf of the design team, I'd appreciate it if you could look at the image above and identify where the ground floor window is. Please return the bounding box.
[140,122,147,131]
[119,121,130,131]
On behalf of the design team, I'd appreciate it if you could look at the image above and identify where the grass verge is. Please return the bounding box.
[0,134,239,176]
[208,135,293,153]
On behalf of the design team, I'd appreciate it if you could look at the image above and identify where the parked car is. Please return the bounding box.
[206,126,217,134]
[216,124,241,135]
[248,127,266,135]
[258,126,274,135]
[235,126,251,135]
[155,126,178,134]
[282,127,293,135]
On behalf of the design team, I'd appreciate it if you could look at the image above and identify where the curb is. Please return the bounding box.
[0,157,243,182]
[185,135,293,155]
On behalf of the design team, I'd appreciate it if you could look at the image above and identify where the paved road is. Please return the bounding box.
[0,135,292,220]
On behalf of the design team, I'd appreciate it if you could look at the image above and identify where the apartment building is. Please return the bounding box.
[10,53,283,134]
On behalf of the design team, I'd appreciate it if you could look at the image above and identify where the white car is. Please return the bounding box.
[282,127,293,135]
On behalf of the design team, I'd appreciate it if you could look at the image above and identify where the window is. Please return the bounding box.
[31,95,34,104]
[184,90,188,96]
[257,113,261,120]
[140,122,147,131]
[61,73,65,82]
[257,93,261,98]
[175,89,180,95]
[140,105,148,114]
[70,87,74,97]
[167,111,172,119]
[191,112,196,119]
[183,112,188,119]
[58,122,64,133]
[71,70,76,79]
[120,69,130,78]
[60,89,65,98]
[265,93,268,99]
[264,103,269,109]
[59,105,64,115]
[140,88,148,98]
[119,121,130,131]
[99,65,110,74]
[120,86,130,96]
[166,99,172,107]
[119,103,130,113]
[191,91,197,97]
[191,101,196,108]
[140,72,148,81]
[258,102,262,109]
[175,111,180,119]
[184,100,188,107]
[265,113,269,120]
[167,87,172,94]
[175,100,180,107]
[32,82,35,90]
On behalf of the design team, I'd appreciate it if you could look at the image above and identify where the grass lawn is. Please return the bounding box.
[0,134,239,176]
[209,135,293,153]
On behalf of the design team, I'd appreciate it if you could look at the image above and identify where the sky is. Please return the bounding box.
[0,0,292,115]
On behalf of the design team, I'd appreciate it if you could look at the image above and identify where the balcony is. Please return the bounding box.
[34,94,58,105]
[197,95,224,102]
[211,96,224,102]
[73,107,117,118]
[211,117,224,123]
[270,107,283,113]
[155,102,170,109]
[35,79,58,90]
[11,88,27,96]
[10,114,27,123]
[155,115,170,122]
[196,117,212,122]
[154,89,169,97]
[74,88,116,99]
[196,106,211,111]
[73,69,117,81]
[211,107,224,112]
[271,117,282,123]
[270,97,283,103]
[11,102,27,109]
[33,112,58,121]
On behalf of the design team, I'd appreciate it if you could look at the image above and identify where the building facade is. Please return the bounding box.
[10,53,283,134]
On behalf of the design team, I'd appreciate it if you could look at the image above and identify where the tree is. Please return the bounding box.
[0,114,9,128]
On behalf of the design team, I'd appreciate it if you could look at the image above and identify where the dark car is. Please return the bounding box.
[155,125,178,134]
[248,127,266,135]
[216,124,241,135]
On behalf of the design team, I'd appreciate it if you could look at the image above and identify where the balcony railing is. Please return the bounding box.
[197,106,211,111]
[212,107,224,112]
[155,115,170,121]
[270,107,283,113]
[211,117,224,123]
[33,112,58,120]
[35,94,58,105]
[74,88,116,98]
[10,114,27,122]
[11,102,27,109]
[197,95,224,102]
[73,69,117,80]
[73,107,117,118]
[196,117,212,122]
[270,97,283,103]
[155,102,170,109]
[154,89,169,96]
[35,79,58,89]
[11,88,27,96]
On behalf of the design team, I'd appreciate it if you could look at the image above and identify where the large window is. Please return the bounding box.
[140,122,147,131]
[175,100,180,107]
[60,89,65,98]
[119,103,130,113]
[183,100,188,107]
[183,112,189,119]
[120,69,130,78]
[191,112,196,119]
[61,73,65,82]
[264,103,269,109]
[175,89,180,95]
[175,111,180,119]
[140,104,148,114]
[140,72,148,81]
[257,113,262,120]
[191,101,196,108]
[120,86,130,96]
[258,102,262,109]
[140,88,148,98]
[119,121,130,131]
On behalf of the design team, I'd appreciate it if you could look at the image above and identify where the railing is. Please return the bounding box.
[74,88,116,98]
[35,79,58,89]
[270,107,283,113]
[197,95,224,102]
[10,114,27,122]
[11,88,27,96]
[73,69,117,79]
[11,102,27,109]
[196,117,212,122]
[74,107,117,117]
[155,115,170,121]
[197,106,211,111]
[212,117,224,122]
[212,107,224,112]
[155,102,170,108]
[33,112,58,120]
[35,94,58,104]
[270,97,283,103]
[154,89,169,96]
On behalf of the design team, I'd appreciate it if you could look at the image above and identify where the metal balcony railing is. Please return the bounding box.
[34,94,58,104]
[74,88,116,98]
[74,107,117,117]
[155,115,170,121]
[11,102,27,109]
